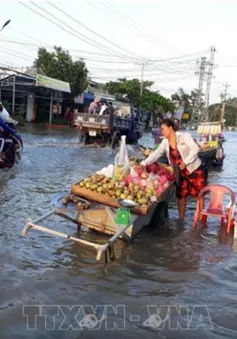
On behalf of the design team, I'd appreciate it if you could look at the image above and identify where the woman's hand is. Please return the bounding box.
[179,161,186,170]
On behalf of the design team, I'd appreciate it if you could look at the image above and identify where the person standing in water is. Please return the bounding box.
[153,113,163,148]
[141,118,205,220]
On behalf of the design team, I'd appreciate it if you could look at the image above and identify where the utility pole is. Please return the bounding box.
[189,56,207,126]
[220,83,230,125]
[205,46,216,109]
[197,57,206,106]
[201,46,216,122]
[135,61,152,97]
[12,75,16,114]
[140,62,145,97]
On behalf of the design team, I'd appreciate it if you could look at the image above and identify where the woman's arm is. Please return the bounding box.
[182,133,200,165]
[140,139,166,166]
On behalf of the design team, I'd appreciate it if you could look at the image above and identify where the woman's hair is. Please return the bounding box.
[160,118,179,131]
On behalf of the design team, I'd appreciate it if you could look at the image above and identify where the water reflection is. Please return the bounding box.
[0,128,237,338]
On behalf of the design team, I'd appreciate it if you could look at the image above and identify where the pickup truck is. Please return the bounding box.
[74,101,143,148]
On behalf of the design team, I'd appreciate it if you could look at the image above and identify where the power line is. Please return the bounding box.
[0,38,200,70]
[88,66,195,73]
[29,1,139,61]
[86,1,146,41]
[1,32,208,64]
[90,67,196,77]
[2,32,208,65]
[0,37,205,71]
[19,1,141,62]
[92,0,209,74]
[46,0,148,62]
[103,1,146,36]
[97,1,182,53]
[8,27,52,47]
[0,44,197,80]
[0,45,35,59]
[0,47,34,62]
[0,37,138,62]
[90,73,195,81]
[0,37,40,47]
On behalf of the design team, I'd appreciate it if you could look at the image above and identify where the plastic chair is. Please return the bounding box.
[193,184,236,233]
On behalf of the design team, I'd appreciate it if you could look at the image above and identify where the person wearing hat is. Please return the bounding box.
[88,96,101,114]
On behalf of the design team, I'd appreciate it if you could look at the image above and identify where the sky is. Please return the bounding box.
[1,0,237,104]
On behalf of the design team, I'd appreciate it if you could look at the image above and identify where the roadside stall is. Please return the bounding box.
[21,136,175,262]
[197,122,225,168]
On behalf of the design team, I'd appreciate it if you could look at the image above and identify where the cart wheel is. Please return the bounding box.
[149,201,169,228]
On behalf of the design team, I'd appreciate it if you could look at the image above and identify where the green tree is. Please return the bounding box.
[208,98,237,126]
[104,78,173,113]
[34,46,88,104]
[171,88,205,121]
[171,87,191,112]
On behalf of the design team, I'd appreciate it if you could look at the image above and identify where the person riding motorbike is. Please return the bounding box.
[0,102,18,125]
[0,110,21,163]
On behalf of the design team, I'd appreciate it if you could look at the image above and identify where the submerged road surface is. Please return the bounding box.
[0,125,237,339]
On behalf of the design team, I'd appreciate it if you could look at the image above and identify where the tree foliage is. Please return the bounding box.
[209,97,237,126]
[104,78,174,113]
[34,46,89,100]
[171,88,205,114]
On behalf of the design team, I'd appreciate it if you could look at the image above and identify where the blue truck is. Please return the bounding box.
[74,95,144,148]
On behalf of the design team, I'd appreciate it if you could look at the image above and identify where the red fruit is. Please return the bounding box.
[146,163,159,173]
[133,165,144,177]
[125,174,132,185]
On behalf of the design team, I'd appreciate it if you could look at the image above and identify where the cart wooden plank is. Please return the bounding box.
[71,184,150,216]
[77,205,134,237]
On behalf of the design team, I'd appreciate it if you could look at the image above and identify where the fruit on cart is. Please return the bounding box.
[140,147,152,157]
[146,163,159,173]
[129,155,141,166]
[133,165,144,177]
[138,198,148,205]
[77,162,174,208]
[62,194,90,209]
[113,164,127,181]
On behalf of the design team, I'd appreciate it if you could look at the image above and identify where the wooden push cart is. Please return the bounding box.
[21,174,175,262]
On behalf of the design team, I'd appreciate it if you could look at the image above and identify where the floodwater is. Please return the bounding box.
[0,125,237,339]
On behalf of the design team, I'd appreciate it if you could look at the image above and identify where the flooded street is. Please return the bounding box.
[1,126,237,339]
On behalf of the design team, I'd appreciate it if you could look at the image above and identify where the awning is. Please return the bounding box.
[36,74,71,93]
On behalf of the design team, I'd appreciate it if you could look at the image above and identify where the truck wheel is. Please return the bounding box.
[84,133,90,145]
[79,135,85,144]
[111,131,117,149]
[149,201,169,228]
